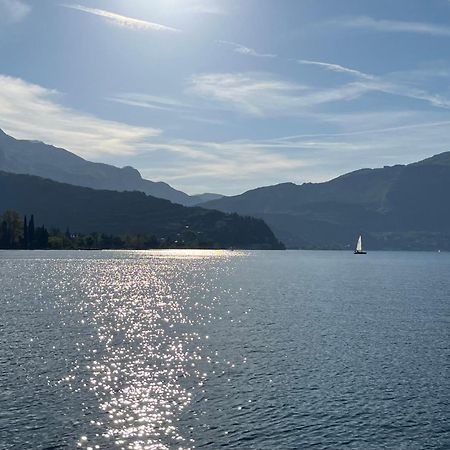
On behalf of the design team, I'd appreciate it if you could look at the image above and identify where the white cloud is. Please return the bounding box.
[1,77,449,195]
[188,72,377,116]
[136,115,450,194]
[295,60,450,111]
[139,138,310,193]
[256,120,450,173]
[381,83,450,109]
[108,93,191,112]
[0,0,30,23]
[62,4,181,32]
[0,75,161,158]
[297,60,374,80]
[215,40,450,112]
[217,40,277,58]
[334,16,450,37]
[108,92,226,126]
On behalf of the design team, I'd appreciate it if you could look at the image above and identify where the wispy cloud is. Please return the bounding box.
[2,77,449,195]
[215,43,450,112]
[297,60,374,80]
[297,59,450,110]
[108,93,191,113]
[108,92,226,126]
[139,138,310,194]
[382,83,450,109]
[0,0,30,23]
[188,72,377,116]
[334,16,450,37]
[217,40,276,58]
[135,115,450,194]
[0,75,161,158]
[256,118,450,142]
[250,119,450,172]
[62,4,181,32]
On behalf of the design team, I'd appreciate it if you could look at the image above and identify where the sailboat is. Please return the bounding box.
[354,235,367,254]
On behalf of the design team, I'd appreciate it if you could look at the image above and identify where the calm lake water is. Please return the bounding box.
[0,250,449,450]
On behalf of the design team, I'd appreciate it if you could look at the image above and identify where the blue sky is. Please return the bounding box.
[1,0,450,194]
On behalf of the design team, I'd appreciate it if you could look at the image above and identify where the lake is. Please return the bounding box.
[0,250,449,449]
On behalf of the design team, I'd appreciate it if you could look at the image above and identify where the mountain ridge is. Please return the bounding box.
[0,129,222,206]
[201,152,450,250]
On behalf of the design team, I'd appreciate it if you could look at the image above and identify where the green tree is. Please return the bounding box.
[0,220,8,248]
[1,210,22,248]
[23,215,28,249]
[35,226,49,248]
[28,214,35,248]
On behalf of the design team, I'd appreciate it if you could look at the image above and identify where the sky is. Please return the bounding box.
[1,0,450,195]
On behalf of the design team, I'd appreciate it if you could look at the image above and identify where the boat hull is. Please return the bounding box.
[354,251,367,255]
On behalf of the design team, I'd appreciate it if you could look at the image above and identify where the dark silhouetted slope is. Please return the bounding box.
[0,171,284,249]
[202,153,450,250]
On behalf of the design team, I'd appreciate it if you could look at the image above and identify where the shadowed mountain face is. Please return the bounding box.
[0,129,222,206]
[201,153,450,250]
[0,171,284,250]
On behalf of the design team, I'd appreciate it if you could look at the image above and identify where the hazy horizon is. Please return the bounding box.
[1,0,450,195]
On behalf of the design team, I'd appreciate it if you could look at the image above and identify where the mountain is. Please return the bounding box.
[0,129,223,206]
[190,193,225,203]
[201,153,450,250]
[0,171,283,249]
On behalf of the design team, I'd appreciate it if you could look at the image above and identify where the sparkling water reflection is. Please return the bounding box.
[58,250,242,450]
[1,250,449,450]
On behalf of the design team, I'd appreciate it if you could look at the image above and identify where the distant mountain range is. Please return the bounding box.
[201,153,450,250]
[0,171,284,250]
[0,129,222,206]
[2,128,449,250]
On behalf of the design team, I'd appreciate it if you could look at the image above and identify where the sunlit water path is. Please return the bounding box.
[1,250,449,449]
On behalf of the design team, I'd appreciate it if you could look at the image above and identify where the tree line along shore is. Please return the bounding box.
[0,210,236,250]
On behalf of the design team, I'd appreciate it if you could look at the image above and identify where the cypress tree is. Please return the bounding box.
[0,220,7,248]
[35,226,49,249]
[23,215,28,249]
[28,214,35,248]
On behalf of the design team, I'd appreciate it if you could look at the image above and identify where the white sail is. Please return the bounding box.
[356,235,362,252]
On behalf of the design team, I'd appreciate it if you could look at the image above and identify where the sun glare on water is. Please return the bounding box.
[132,249,245,260]
[50,251,244,449]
